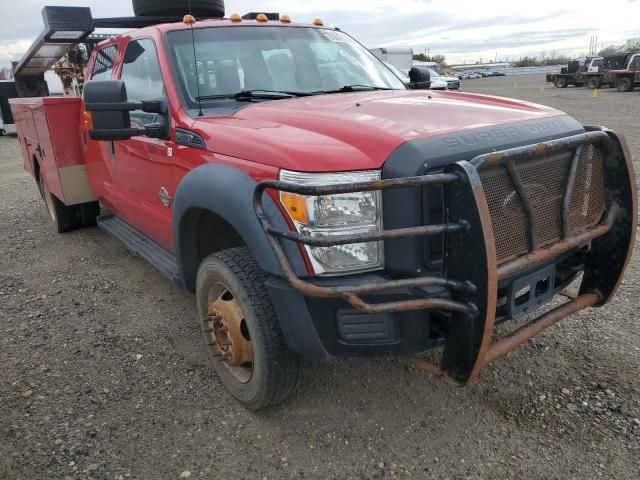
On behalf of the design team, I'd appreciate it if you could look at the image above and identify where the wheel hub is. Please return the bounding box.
[205,287,253,370]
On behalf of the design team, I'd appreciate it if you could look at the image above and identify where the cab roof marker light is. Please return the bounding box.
[230,13,242,22]
[281,15,292,23]
[313,18,324,26]
[183,14,196,25]
[256,13,268,22]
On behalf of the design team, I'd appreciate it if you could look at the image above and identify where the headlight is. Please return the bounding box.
[278,169,384,275]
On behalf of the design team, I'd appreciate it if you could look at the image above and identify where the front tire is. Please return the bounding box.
[555,77,568,88]
[196,247,300,411]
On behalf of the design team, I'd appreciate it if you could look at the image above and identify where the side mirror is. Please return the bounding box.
[84,80,169,141]
[408,66,431,90]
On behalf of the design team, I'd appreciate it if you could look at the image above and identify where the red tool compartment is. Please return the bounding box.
[10,97,96,205]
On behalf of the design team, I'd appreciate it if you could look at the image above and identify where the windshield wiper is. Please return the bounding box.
[316,85,397,94]
[196,90,314,102]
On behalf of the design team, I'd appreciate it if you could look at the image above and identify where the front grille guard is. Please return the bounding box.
[253,129,637,382]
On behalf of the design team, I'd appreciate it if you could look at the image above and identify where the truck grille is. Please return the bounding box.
[479,144,605,264]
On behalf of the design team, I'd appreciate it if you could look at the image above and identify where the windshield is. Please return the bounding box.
[167,26,405,108]
[383,62,409,83]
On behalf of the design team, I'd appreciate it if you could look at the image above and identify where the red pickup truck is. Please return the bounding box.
[10,7,637,410]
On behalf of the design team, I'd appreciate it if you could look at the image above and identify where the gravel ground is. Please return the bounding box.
[1,74,639,480]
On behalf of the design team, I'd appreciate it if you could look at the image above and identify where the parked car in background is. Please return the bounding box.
[384,62,447,90]
[427,68,461,90]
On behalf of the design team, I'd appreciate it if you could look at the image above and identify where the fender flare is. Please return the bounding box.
[173,163,307,291]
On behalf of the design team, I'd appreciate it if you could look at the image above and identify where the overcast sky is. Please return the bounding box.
[2,0,640,68]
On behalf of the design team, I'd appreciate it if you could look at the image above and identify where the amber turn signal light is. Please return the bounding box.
[280,192,309,224]
[83,111,93,129]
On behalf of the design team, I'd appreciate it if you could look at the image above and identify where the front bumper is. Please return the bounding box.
[254,129,636,382]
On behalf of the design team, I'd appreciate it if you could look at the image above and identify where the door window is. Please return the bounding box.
[120,39,165,126]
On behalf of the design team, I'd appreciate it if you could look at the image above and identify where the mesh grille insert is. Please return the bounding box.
[479,145,605,264]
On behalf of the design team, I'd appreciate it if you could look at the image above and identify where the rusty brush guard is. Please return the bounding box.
[253,129,637,382]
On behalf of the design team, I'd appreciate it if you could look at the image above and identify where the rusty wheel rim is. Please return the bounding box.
[204,283,253,384]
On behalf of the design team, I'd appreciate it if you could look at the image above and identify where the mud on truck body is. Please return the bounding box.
[10,4,637,410]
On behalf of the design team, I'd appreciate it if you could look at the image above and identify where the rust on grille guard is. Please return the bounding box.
[253,129,637,382]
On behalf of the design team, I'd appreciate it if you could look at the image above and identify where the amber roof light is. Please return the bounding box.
[281,15,292,23]
[313,18,324,26]
[256,13,268,22]
[183,14,196,24]
[230,13,242,22]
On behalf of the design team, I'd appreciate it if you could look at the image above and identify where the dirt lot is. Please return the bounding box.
[1,74,639,480]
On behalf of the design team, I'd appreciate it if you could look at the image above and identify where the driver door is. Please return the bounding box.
[114,38,177,250]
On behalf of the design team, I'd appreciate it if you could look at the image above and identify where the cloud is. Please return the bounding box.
[1,0,640,67]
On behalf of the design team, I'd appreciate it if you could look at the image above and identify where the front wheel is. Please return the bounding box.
[196,247,300,411]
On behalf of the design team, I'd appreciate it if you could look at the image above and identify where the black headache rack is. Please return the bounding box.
[13,5,231,95]
[254,130,637,382]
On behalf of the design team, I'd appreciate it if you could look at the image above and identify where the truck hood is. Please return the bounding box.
[192,90,572,172]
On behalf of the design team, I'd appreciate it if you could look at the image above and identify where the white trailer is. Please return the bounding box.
[370,47,414,74]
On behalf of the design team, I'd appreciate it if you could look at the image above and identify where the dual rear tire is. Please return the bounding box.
[554,77,568,88]
[37,173,99,233]
[616,77,635,92]
[586,76,601,89]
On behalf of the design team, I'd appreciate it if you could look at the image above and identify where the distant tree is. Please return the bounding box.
[513,56,539,67]
[512,55,570,67]
[413,53,447,67]
[599,38,640,57]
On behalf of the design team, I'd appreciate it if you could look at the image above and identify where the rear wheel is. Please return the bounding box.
[36,170,100,233]
[616,76,634,92]
[37,174,77,233]
[587,76,601,89]
[132,0,224,17]
[196,247,300,411]
[555,77,568,88]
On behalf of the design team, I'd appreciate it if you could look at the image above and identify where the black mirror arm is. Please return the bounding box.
[85,99,167,115]
[89,127,146,141]
[144,123,170,140]
[89,123,169,142]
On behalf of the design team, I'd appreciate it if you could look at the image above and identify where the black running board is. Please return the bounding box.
[97,214,181,286]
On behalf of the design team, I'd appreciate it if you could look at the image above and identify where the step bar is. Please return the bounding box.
[97,214,180,286]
